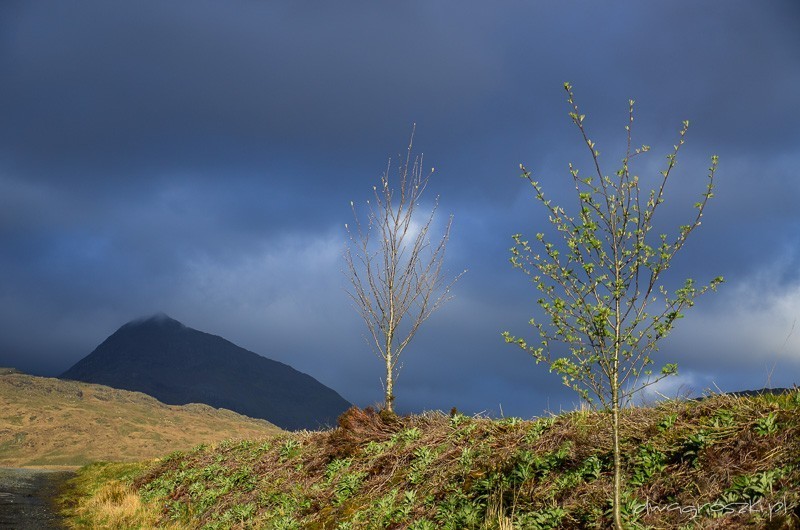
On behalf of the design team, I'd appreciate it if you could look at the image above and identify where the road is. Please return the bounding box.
[0,468,74,530]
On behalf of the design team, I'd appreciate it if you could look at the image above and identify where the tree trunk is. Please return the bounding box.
[385,330,395,413]
[611,373,622,530]
[612,268,623,530]
[385,355,394,413]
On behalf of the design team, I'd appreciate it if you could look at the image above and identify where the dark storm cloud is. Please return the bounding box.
[0,2,506,179]
[1,1,799,417]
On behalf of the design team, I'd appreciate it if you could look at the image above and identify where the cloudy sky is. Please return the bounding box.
[1,1,799,418]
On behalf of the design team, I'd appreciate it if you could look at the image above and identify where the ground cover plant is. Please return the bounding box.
[62,390,800,529]
[58,461,190,529]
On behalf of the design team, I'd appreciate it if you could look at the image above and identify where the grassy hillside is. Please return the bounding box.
[62,391,800,529]
[0,369,282,467]
[61,314,351,430]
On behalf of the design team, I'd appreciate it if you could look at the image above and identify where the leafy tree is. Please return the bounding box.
[345,132,463,413]
[503,83,722,529]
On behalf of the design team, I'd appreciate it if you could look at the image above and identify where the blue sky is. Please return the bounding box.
[1,1,799,418]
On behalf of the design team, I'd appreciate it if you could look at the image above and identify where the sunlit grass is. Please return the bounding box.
[60,462,190,530]
[64,390,800,529]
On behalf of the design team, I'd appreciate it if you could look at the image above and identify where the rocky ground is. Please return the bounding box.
[0,468,74,529]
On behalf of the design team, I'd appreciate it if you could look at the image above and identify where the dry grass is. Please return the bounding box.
[114,391,800,528]
[78,480,166,529]
[59,461,191,529]
[0,371,282,467]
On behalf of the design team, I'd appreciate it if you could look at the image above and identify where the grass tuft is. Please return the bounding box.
[63,391,800,529]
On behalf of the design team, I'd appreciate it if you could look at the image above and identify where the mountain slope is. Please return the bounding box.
[61,314,350,430]
[0,369,281,467]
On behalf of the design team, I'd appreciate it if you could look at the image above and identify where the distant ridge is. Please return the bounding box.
[0,370,281,467]
[721,387,796,398]
[61,314,351,430]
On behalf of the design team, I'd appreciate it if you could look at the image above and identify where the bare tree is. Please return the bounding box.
[344,131,463,413]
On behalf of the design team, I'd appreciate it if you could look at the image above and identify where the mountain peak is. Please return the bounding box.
[61,315,351,430]
[125,312,184,328]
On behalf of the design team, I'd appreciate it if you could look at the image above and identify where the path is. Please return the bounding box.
[0,468,74,530]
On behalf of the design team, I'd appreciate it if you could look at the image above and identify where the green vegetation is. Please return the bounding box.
[503,83,721,528]
[62,391,800,528]
[59,461,190,529]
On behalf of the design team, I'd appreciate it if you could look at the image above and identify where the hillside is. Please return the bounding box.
[0,369,281,467]
[61,313,351,431]
[63,390,800,529]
